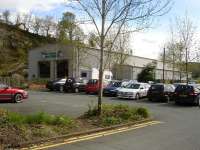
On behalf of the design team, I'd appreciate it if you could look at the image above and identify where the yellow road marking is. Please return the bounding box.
[25,121,162,150]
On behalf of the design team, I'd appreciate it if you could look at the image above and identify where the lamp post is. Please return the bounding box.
[163,47,166,83]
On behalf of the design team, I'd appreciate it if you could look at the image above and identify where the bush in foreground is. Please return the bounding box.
[84,104,150,126]
[0,110,74,127]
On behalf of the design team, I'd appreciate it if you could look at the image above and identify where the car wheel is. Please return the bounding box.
[175,100,180,105]
[194,96,200,106]
[14,94,23,103]
[59,85,64,92]
[74,88,79,93]
[165,95,170,103]
[135,93,140,100]
[148,98,152,101]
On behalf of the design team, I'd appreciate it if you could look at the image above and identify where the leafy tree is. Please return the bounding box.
[137,64,156,82]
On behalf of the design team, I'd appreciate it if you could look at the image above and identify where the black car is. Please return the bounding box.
[174,84,200,105]
[46,78,66,91]
[147,84,175,102]
[63,78,87,93]
[103,81,122,96]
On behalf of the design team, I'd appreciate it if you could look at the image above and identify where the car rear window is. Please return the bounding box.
[108,82,121,87]
[88,79,98,84]
[150,85,164,91]
[175,85,194,93]
[127,84,140,89]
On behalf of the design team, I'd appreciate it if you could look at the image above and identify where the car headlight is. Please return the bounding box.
[127,92,134,95]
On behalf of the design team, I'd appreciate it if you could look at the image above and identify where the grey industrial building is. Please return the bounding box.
[28,44,190,81]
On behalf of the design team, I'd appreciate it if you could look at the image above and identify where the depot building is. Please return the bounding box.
[28,43,190,81]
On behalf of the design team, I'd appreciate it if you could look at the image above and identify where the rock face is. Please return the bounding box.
[0,22,54,77]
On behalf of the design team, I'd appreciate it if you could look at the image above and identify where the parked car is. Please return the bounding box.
[147,84,175,102]
[85,79,107,94]
[46,78,66,91]
[117,83,150,100]
[103,80,122,96]
[173,83,186,88]
[0,84,28,103]
[174,84,200,105]
[63,78,87,93]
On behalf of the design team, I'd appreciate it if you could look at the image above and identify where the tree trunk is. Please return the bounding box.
[162,48,165,83]
[98,0,106,115]
[172,52,175,83]
[186,48,189,84]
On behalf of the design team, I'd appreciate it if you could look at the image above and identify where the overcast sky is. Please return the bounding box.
[0,0,200,59]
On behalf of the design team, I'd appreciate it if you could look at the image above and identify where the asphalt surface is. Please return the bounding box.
[1,91,200,150]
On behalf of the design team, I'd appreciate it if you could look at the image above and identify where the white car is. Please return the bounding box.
[117,83,150,100]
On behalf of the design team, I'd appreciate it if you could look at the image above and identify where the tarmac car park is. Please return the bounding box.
[45,78,200,107]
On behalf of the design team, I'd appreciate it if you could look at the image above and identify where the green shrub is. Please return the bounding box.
[52,115,74,126]
[30,78,49,84]
[136,108,149,118]
[25,112,52,124]
[24,112,74,126]
[2,110,74,126]
[84,104,150,126]
[102,117,121,126]
[7,112,25,124]
[84,102,99,117]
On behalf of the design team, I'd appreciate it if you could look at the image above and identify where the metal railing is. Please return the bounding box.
[0,77,24,87]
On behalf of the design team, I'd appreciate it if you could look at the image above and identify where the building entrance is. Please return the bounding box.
[57,60,68,78]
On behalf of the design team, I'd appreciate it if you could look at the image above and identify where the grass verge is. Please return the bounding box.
[83,104,149,126]
[0,104,150,148]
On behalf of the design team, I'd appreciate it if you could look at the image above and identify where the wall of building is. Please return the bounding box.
[28,44,191,81]
[28,44,74,80]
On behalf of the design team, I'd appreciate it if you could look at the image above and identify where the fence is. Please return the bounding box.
[0,77,25,88]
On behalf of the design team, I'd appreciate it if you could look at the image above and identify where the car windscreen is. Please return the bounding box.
[127,84,140,89]
[149,85,164,91]
[66,78,75,83]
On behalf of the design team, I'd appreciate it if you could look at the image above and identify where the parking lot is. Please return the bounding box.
[1,91,200,150]
[0,90,199,120]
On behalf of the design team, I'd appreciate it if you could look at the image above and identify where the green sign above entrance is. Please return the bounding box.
[41,51,63,59]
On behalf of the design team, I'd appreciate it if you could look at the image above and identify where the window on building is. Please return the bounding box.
[105,75,111,80]
[81,72,87,78]
[38,61,50,78]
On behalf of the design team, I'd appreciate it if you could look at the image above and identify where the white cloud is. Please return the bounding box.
[131,30,169,59]
[0,0,67,12]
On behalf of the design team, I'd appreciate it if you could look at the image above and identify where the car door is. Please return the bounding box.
[0,85,12,101]
[143,84,150,97]
[139,85,146,97]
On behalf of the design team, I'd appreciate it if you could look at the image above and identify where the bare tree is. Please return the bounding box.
[68,0,172,114]
[15,13,22,26]
[42,15,54,37]
[33,17,43,34]
[21,12,33,31]
[161,14,198,83]
[176,15,196,83]
[2,10,10,24]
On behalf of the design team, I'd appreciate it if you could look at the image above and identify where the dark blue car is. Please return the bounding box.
[103,81,122,96]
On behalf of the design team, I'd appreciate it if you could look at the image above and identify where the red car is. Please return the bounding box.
[85,79,106,94]
[0,84,28,103]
